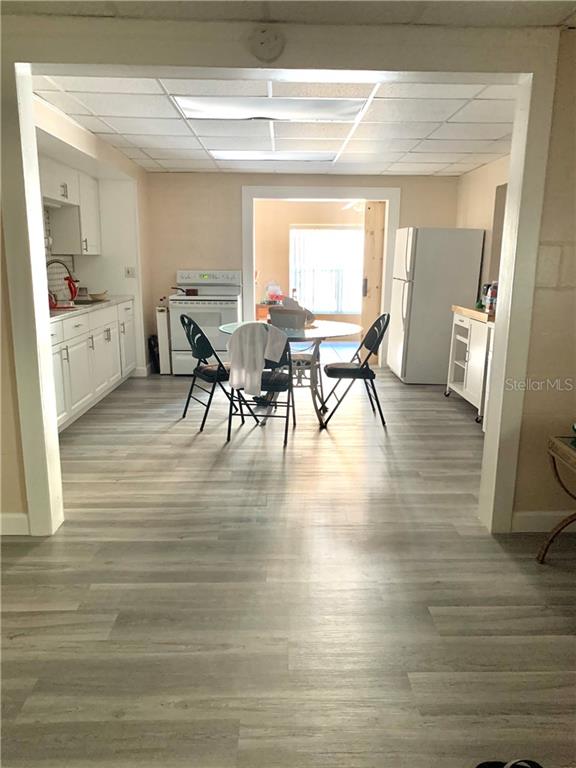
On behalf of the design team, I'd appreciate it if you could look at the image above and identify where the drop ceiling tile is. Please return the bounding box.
[145,148,210,160]
[364,98,467,123]
[269,162,338,174]
[428,123,513,140]
[271,82,374,98]
[274,122,351,139]
[386,162,449,173]
[449,100,516,123]
[215,161,278,173]
[344,139,419,153]
[156,159,217,170]
[137,158,163,170]
[161,79,268,96]
[331,163,391,175]
[354,122,440,140]
[477,85,518,100]
[275,139,343,152]
[104,118,190,135]
[337,152,405,163]
[123,134,202,149]
[412,139,509,153]
[375,83,484,99]
[189,119,271,137]
[50,76,163,94]
[399,152,474,164]
[36,91,91,115]
[33,75,58,91]
[73,115,116,133]
[120,148,150,160]
[202,137,273,151]
[71,93,179,118]
[95,133,134,147]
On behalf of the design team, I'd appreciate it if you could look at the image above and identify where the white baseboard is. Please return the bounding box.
[512,509,575,532]
[1,513,30,536]
[134,363,151,378]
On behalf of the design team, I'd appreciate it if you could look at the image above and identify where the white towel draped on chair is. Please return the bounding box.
[228,322,287,396]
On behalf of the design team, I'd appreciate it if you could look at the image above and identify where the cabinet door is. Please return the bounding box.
[464,321,488,408]
[106,324,122,386]
[78,173,101,255]
[91,328,110,397]
[52,343,70,427]
[120,315,136,375]
[65,334,95,415]
[39,156,79,205]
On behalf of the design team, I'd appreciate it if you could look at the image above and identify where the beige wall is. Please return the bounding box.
[145,173,458,330]
[513,30,576,517]
[457,156,509,283]
[1,226,28,521]
[254,199,365,323]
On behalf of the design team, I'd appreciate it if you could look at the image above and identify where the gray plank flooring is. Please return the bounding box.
[2,361,575,767]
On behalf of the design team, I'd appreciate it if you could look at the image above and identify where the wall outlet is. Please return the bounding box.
[124,266,137,278]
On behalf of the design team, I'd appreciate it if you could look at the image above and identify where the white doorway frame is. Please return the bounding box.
[242,186,401,360]
[1,18,559,537]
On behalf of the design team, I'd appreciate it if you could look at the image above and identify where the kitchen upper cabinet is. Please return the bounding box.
[118,301,136,376]
[78,172,101,255]
[65,333,95,416]
[39,156,80,206]
[44,162,102,256]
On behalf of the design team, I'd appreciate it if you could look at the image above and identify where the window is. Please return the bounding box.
[289,227,364,314]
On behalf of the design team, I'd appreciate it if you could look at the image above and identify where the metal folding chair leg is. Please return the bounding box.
[181,375,197,419]
[363,378,376,412]
[321,379,357,429]
[199,381,216,432]
[370,380,386,427]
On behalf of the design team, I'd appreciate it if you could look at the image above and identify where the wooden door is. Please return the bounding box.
[361,201,386,334]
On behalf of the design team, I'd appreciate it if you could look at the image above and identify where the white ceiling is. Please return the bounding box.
[5,1,576,28]
[34,71,516,176]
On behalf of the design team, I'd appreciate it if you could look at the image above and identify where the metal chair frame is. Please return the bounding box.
[321,313,391,429]
[180,314,240,431]
[227,342,296,447]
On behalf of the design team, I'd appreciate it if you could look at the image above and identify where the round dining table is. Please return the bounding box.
[219,320,362,425]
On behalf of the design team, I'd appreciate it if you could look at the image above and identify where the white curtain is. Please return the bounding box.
[289,227,364,314]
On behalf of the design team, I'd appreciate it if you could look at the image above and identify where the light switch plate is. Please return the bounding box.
[125,266,137,278]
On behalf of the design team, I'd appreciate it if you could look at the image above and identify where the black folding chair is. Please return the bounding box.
[321,313,390,429]
[227,342,296,447]
[180,314,238,431]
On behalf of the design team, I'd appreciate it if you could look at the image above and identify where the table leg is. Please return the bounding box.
[537,456,576,563]
[308,339,327,427]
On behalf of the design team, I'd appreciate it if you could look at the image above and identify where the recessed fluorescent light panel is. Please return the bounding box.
[174,96,363,122]
[211,150,336,162]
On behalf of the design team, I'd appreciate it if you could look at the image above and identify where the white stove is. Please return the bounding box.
[169,270,242,374]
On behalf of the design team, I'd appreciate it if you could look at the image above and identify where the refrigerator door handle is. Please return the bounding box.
[401,281,408,323]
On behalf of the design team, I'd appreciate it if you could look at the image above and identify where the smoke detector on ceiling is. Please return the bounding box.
[247,25,286,63]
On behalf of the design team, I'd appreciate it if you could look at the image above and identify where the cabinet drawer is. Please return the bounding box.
[63,314,90,339]
[454,314,470,330]
[90,306,118,331]
[117,300,134,319]
[50,321,64,345]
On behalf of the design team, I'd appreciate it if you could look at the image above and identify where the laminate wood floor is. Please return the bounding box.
[2,364,575,768]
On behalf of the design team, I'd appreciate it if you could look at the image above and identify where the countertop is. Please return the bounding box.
[50,295,134,323]
[452,305,495,325]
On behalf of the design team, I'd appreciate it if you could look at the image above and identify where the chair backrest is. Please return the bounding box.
[180,314,217,363]
[358,313,391,363]
[269,306,306,330]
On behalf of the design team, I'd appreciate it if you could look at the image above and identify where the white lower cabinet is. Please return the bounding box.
[446,311,492,421]
[118,301,136,375]
[66,333,95,416]
[52,303,135,431]
[52,342,71,428]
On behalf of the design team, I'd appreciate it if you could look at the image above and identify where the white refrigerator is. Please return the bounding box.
[386,227,485,384]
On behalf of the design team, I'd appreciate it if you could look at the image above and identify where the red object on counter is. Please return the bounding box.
[64,275,78,301]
